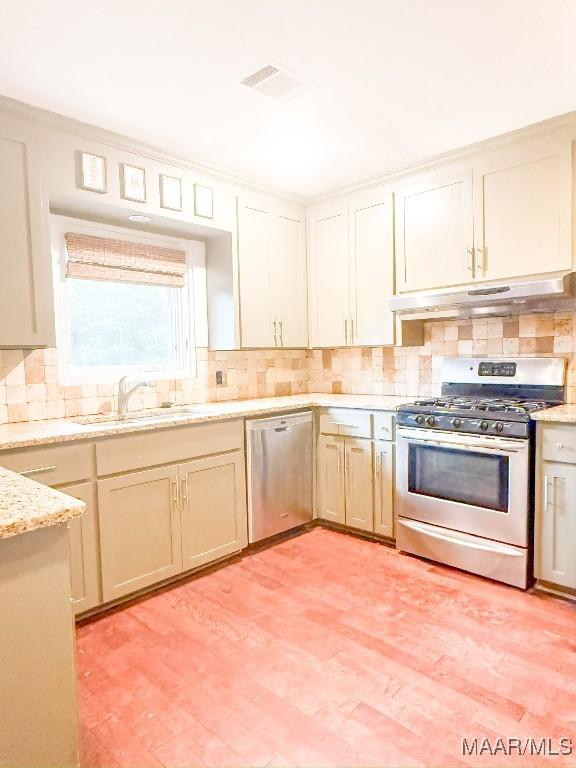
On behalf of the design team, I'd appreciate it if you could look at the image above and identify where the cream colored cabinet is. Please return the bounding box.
[317,435,346,524]
[308,200,350,347]
[317,434,373,531]
[180,452,247,571]
[308,189,395,347]
[63,482,101,614]
[98,465,182,602]
[237,192,307,348]
[349,188,395,346]
[395,165,474,292]
[344,438,374,532]
[472,136,573,282]
[0,120,54,348]
[536,461,576,589]
[374,442,394,538]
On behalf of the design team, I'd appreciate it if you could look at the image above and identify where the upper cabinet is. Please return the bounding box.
[308,187,395,348]
[395,166,473,292]
[395,134,574,293]
[0,116,54,348]
[472,136,573,282]
[237,192,307,348]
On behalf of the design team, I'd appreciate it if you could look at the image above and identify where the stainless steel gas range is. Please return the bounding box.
[395,357,566,589]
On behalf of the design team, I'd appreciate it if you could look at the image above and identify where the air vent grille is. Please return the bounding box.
[241,65,280,88]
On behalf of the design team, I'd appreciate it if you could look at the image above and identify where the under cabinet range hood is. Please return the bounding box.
[389,272,576,321]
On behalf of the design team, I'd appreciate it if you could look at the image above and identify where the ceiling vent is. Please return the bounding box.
[241,63,317,102]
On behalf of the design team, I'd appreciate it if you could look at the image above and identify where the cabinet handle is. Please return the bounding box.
[273,320,278,347]
[337,450,341,474]
[555,442,563,450]
[181,477,188,510]
[466,247,475,275]
[475,245,486,274]
[279,319,284,347]
[20,465,57,476]
[344,318,349,345]
[332,422,358,428]
[375,453,381,479]
[172,478,179,509]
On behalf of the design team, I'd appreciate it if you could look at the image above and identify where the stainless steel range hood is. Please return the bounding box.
[389,272,576,321]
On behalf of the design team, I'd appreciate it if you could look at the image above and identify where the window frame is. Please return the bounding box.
[51,216,197,385]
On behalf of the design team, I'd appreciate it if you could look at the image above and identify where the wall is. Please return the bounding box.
[0,311,574,424]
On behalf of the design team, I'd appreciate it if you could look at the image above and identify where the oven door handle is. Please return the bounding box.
[399,519,525,556]
[398,431,525,455]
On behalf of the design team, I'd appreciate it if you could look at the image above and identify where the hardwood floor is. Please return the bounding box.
[78,528,576,767]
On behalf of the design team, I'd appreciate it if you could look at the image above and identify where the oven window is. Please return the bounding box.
[408,444,509,512]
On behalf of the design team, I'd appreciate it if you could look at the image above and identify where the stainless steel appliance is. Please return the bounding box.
[247,411,313,543]
[395,357,565,588]
[389,272,576,321]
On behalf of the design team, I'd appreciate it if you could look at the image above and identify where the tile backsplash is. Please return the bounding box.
[1,311,575,424]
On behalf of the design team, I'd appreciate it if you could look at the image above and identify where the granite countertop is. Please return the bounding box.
[0,393,412,451]
[531,405,576,424]
[0,466,86,539]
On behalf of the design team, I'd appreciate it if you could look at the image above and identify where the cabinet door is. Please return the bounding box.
[317,435,345,524]
[473,137,573,282]
[0,123,54,347]
[536,461,576,589]
[179,452,247,571]
[349,187,395,346]
[272,212,308,347]
[308,201,350,347]
[237,198,275,347]
[344,438,374,532]
[64,482,101,615]
[98,466,182,601]
[395,166,473,292]
[374,442,394,538]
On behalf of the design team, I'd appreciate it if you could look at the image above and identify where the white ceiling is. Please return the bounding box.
[1,0,575,198]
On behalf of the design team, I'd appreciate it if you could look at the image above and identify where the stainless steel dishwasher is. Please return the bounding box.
[246,411,313,543]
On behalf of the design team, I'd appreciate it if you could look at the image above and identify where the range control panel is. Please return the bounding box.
[478,361,517,377]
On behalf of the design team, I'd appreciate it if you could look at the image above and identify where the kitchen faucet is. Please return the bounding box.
[117,376,154,418]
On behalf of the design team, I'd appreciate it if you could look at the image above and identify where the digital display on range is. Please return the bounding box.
[478,361,517,377]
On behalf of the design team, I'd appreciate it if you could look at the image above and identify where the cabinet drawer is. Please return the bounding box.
[96,419,243,476]
[541,424,576,464]
[318,408,372,438]
[373,412,395,441]
[0,442,94,486]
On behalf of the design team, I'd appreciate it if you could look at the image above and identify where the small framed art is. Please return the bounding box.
[77,151,107,193]
[160,174,183,211]
[121,163,147,203]
[194,184,214,218]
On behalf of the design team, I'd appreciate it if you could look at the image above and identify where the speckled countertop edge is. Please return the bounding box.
[531,405,576,424]
[0,466,86,539]
[0,393,412,451]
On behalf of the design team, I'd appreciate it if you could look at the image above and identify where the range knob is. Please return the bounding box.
[415,414,425,425]
[492,422,504,433]
[450,418,462,428]
[480,420,489,431]
[425,415,436,427]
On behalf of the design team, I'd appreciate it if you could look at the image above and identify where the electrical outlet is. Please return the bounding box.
[215,370,226,386]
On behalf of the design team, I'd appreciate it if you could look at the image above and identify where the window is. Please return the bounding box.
[52,217,199,383]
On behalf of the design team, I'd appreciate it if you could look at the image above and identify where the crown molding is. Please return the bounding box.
[305,109,576,204]
[0,94,307,205]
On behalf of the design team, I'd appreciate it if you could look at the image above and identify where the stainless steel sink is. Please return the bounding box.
[73,406,216,427]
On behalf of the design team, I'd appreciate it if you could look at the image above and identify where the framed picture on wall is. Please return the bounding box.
[160,174,183,211]
[77,151,107,193]
[194,184,214,218]
[120,163,147,203]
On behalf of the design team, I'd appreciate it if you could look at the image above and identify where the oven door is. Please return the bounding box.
[396,426,529,547]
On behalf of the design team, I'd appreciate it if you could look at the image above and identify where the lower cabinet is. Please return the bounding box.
[318,435,374,532]
[64,482,101,614]
[374,442,394,538]
[98,466,182,602]
[180,452,247,571]
[536,460,576,589]
[98,453,248,603]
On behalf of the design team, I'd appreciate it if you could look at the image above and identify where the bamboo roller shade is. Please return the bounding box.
[64,232,187,287]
